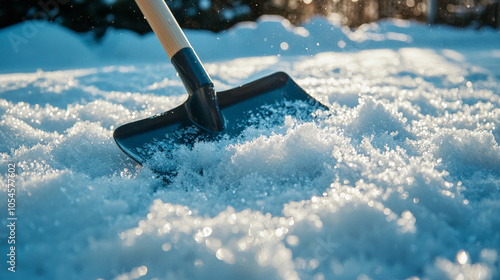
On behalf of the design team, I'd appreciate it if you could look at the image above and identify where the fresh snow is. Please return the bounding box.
[0,15,499,280]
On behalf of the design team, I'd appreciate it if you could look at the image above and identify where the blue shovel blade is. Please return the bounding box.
[113,72,328,172]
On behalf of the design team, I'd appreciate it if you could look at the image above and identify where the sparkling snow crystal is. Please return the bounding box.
[1,18,499,280]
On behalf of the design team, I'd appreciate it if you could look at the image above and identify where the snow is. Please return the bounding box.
[1,15,500,280]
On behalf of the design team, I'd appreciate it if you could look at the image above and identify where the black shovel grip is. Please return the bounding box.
[171,48,225,132]
[171,48,213,95]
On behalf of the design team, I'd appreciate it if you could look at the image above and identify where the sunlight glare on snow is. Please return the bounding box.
[1,16,500,280]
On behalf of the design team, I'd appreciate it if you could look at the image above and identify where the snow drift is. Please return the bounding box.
[0,16,499,280]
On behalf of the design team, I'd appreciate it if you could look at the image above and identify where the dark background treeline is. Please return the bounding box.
[0,0,498,38]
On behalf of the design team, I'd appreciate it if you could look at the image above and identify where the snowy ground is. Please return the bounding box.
[0,16,499,280]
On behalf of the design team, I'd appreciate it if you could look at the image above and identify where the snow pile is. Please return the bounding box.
[1,16,500,280]
[0,21,98,73]
[2,16,498,73]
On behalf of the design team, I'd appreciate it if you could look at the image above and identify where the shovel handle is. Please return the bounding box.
[134,0,225,132]
[135,0,191,58]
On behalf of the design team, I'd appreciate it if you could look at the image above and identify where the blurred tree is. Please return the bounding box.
[0,0,497,37]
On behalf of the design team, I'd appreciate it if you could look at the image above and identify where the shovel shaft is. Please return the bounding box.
[134,0,225,132]
[135,0,190,58]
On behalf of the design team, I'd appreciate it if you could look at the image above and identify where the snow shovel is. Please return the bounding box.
[114,0,327,170]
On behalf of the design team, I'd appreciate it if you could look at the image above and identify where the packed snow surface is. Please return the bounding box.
[1,16,500,280]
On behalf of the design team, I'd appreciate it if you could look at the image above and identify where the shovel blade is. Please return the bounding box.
[114,72,327,166]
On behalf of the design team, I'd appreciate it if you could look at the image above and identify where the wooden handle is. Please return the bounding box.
[135,0,191,58]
